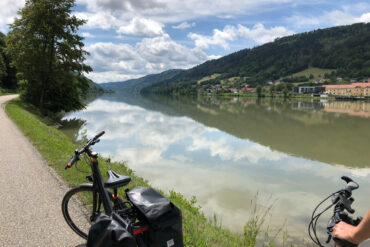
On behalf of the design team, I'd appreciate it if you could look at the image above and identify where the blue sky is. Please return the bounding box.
[1,0,369,83]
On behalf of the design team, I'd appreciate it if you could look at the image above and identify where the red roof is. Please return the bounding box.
[324,83,370,89]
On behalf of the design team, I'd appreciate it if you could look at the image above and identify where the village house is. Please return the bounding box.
[294,86,325,94]
[240,88,256,93]
[324,82,370,97]
[314,78,324,84]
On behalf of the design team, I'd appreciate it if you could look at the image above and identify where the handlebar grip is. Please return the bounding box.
[333,236,358,247]
[65,154,79,169]
[94,130,105,140]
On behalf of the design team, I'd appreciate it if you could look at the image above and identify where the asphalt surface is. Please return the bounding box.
[0,95,86,247]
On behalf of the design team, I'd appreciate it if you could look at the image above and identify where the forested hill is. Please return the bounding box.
[100,69,183,94]
[141,23,370,95]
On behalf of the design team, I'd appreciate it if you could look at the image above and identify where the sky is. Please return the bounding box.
[1,0,370,83]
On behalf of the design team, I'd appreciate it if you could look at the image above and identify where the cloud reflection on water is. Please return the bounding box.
[62,98,370,240]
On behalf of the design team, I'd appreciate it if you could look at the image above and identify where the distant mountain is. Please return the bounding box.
[100,69,183,94]
[88,80,104,93]
[141,23,370,95]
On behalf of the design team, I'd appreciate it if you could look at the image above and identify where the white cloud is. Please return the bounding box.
[288,9,370,29]
[136,34,208,65]
[0,0,25,32]
[81,32,94,38]
[76,0,165,13]
[189,23,294,50]
[85,34,210,82]
[85,71,144,83]
[74,11,123,30]
[237,23,295,44]
[188,25,237,50]
[326,10,360,26]
[187,136,286,163]
[117,17,164,36]
[76,0,299,25]
[359,12,370,22]
[172,21,196,29]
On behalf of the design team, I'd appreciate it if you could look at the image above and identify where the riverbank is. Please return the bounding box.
[5,98,282,246]
[202,92,336,100]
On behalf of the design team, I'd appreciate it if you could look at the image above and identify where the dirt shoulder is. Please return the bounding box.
[0,95,85,247]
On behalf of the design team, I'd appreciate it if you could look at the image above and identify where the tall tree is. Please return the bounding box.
[0,32,17,89]
[6,0,91,112]
[0,33,8,85]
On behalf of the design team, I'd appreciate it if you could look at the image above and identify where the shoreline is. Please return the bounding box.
[6,97,282,246]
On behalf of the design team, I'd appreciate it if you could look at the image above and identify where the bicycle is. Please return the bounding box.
[62,131,183,247]
[308,176,363,247]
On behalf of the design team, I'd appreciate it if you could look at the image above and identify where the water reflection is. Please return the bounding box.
[143,95,370,168]
[61,95,370,244]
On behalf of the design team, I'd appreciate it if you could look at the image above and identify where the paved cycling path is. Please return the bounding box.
[0,95,85,247]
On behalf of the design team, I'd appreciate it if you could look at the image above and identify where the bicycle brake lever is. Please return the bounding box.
[340,194,355,214]
[326,234,332,243]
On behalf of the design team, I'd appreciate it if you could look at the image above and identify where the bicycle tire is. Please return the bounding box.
[61,184,123,239]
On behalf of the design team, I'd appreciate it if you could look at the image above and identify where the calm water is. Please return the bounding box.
[61,93,370,244]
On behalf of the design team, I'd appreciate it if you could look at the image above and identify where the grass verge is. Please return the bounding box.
[5,98,292,246]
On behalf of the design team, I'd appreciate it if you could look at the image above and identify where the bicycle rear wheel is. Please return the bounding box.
[61,184,121,239]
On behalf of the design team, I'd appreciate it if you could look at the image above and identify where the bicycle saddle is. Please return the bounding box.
[105,170,131,188]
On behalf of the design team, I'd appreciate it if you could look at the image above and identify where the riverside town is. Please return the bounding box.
[1,1,370,246]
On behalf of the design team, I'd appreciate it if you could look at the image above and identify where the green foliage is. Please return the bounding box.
[0,33,6,81]
[290,67,334,79]
[0,87,17,96]
[145,23,370,95]
[101,69,183,95]
[0,32,17,89]
[6,0,91,112]
[256,86,262,98]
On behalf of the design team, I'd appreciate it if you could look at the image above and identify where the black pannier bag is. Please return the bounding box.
[86,213,136,247]
[127,186,184,247]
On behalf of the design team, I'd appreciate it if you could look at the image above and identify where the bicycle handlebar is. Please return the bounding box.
[94,131,105,140]
[309,176,362,247]
[65,131,105,169]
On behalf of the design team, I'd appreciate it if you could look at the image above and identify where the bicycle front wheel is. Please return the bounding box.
[61,185,114,239]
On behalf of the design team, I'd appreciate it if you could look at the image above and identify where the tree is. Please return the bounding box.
[283,88,289,98]
[269,84,275,97]
[6,0,91,112]
[0,33,6,83]
[0,32,17,89]
[256,86,262,98]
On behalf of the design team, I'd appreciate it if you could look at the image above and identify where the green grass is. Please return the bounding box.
[290,67,335,78]
[197,74,221,84]
[5,98,302,246]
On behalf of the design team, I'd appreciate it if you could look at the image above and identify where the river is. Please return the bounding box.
[61,93,370,244]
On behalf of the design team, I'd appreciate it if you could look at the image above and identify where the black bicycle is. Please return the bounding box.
[309,176,363,247]
[62,131,183,247]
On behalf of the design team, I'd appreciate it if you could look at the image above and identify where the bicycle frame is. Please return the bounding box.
[87,151,133,232]
[88,151,113,216]
[64,131,150,244]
